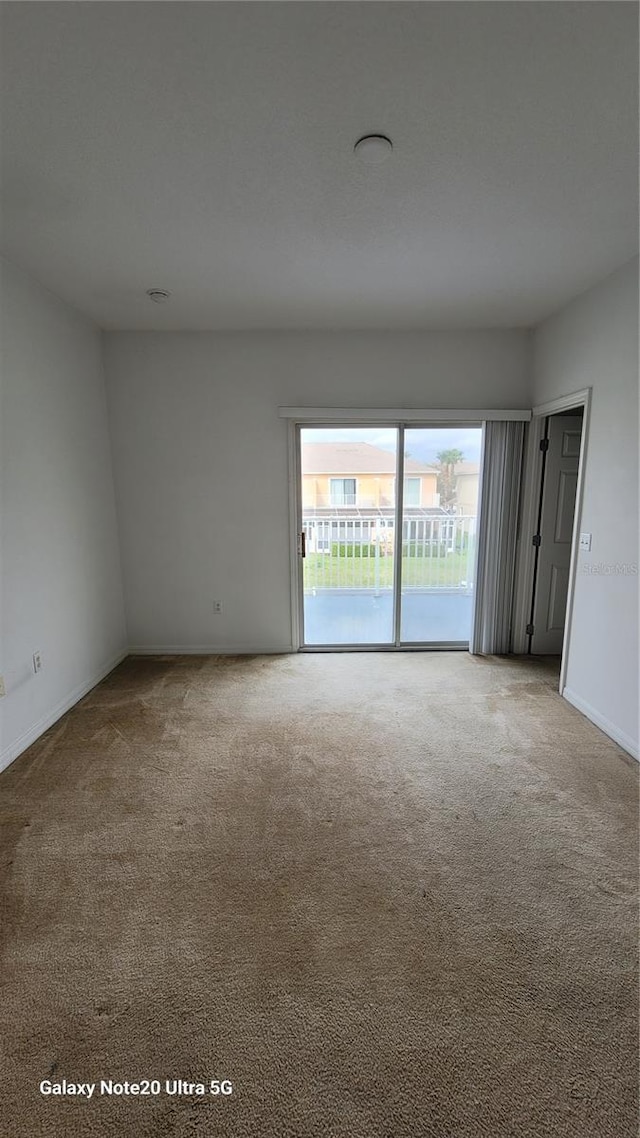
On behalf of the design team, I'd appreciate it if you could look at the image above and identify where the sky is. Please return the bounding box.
[301,427,483,464]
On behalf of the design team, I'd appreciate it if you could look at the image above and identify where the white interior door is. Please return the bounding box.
[530,414,582,654]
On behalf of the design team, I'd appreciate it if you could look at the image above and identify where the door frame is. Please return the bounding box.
[287,417,484,652]
[511,387,591,693]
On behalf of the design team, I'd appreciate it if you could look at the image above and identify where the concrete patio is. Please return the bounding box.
[303,588,474,645]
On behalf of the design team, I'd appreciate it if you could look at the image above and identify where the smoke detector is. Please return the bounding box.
[146,288,171,303]
[354,134,393,165]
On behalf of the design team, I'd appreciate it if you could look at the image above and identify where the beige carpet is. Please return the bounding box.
[0,652,637,1137]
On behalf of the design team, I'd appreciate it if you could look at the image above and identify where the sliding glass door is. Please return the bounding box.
[400,428,481,643]
[297,423,482,649]
[300,426,398,645]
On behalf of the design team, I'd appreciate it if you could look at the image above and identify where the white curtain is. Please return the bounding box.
[471,420,525,655]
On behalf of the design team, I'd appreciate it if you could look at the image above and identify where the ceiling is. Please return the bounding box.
[1,2,637,331]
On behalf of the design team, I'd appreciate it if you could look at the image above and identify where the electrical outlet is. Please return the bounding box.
[33,651,43,674]
[579,533,592,552]
[0,675,5,698]
[213,601,222,614]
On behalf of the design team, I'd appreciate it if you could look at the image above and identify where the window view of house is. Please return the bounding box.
[302,439,439,510]
[403,477,422,506]
[329,477,357,506]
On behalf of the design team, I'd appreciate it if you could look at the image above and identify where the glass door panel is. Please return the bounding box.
[400,427,482,644]
[300,426,398,645]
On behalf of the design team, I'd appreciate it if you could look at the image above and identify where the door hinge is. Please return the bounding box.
[532,534,541,547]
[526,623,535,636]
[297,531,306,558]
[539,438,549,452]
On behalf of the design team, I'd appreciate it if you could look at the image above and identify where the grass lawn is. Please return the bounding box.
[303,550,474,589]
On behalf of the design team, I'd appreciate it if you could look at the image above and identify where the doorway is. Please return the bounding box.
[528,409,584,655]
[295,423,483,649]
[511,387,591,695]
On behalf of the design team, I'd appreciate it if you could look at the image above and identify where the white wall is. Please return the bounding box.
[0,259,127,770]
[532,258,639,757]
[103,330,529,652]
[4,258,633,762]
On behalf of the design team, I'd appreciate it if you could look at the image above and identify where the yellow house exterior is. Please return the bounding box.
[303,471,439,508]
[301,442,439,510]
[453,464,480,516]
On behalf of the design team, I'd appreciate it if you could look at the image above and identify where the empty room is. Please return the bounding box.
[0,3,638,1136]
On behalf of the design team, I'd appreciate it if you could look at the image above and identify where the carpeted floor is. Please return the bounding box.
[0,652,637,1137]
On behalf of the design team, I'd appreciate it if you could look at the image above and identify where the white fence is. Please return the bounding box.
[302,514,477,592]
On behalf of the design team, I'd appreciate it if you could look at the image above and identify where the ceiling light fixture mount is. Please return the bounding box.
[146,288,171,303]
[354,134,393,165]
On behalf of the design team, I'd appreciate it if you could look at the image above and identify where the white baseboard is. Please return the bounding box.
[128,644,294,656]
[563,687,639,761]
[0,650,128,775]
[0,645,294,774]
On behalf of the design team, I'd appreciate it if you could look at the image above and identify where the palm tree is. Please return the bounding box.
[435,448,465,512]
